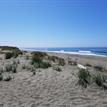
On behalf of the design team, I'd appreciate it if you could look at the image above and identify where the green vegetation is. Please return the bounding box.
[48,55,65,66]
[5,64,13,72]
[0,46,22,59]
[58,58,65,66]
[94,73,107,89]
[0,46,19,50]
[3,74,12,81]
[5,51,22,59]
[31,51,48,58]
[31,56,42,65]
[33,61,51,69]
[31,52,51,69]
[94,74,105,87]
[78,69,91,88]
[0,73,12,81]
[5,52,14,59]
[5,64,17,73]
[11,65,17,73]
[78,68,107,89]
[48,55,59,62]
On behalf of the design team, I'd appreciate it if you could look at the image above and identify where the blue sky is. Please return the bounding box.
[0,0,107,47]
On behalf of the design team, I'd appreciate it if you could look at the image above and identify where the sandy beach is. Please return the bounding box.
[0,49,107,107]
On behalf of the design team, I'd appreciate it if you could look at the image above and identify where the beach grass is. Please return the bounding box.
[78,69,91,88]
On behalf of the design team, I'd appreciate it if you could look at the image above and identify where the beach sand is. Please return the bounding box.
[0,51,107,107]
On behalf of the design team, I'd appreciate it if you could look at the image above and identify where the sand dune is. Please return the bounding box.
[0,51,107,107]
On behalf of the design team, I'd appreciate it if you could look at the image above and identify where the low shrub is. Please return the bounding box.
[36,62,51,69]
[31,57,42,65]
[0,73,12,81]
[31,52,51,69]
[5,64,13,72]
[78,69,91,88]
[5,52,14,59]
[31,51,48,58]
[5,64,17,73]
[3,74,12,81]
[58,58,65,66]
[94,74,104,87]
[3,46,22,59]
[77,68,107,89]
[12,65,17,73]
[5,51,22,59]
[94,73,107,89]
[0,46,20,51]
[48,56,59,62]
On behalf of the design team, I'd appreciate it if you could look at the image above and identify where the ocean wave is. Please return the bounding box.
[47,50,107,57]
[78,50,92,53]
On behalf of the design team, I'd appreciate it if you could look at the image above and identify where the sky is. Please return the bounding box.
[0,0,107,47]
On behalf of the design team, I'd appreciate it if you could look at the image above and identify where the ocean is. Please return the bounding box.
[21,47,107,57]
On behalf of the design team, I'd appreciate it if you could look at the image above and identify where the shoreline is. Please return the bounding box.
[20,47,107,58]
[21,49,107,58]
[46,51,107,69]
[47,51,107,58]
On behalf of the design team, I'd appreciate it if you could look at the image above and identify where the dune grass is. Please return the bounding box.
[78,69,91,88]
[3,74,12,81]
[31,51,48,58]
[58,58,65,66]
[0,73,12,81]
[94,73,107,89]
[2,46,23,59]
[5,64,17,73]
[31,52,51,69]
[48,55,59,62]
[78,68,107,89]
